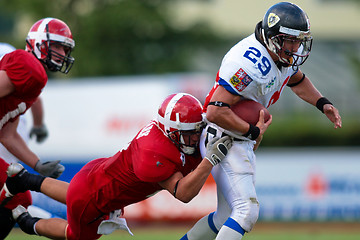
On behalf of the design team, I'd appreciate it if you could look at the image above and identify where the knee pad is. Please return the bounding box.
[231,197,259,232]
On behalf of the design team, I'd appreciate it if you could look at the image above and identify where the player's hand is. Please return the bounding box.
[205,136,233,166]
[323,104,342,129]
[256,110,272,138]
[34,160,65,178]
[29,125,48,143]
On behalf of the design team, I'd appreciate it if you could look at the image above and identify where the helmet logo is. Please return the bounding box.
[267,13,280,28]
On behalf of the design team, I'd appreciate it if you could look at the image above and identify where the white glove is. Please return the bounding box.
[34,160,65,178]
[205,136,233,166]
[97,209,133,235]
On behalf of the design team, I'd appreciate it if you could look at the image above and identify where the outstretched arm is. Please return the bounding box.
[159,160,212,203]
[159,136,232,203]
[289,70,342,129]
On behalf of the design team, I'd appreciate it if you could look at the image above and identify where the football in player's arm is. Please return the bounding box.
[181,2,341,240]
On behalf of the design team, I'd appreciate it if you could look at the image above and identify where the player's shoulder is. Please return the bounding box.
[3,49,45,74]
[7,49,34,60]
[221,34,272,83]
[133,121,183,182]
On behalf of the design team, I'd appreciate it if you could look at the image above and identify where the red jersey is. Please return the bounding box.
[86,121,202,213]
[0,49,47,129]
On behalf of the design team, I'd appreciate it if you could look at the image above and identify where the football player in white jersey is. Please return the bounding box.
[181,2,341,240]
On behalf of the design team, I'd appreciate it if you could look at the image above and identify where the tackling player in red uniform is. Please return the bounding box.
[0,18,75,239]
[2,93,233,240]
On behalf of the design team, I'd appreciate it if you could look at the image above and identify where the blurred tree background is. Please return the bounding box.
[0,0,359,147]
[0,0,229,77]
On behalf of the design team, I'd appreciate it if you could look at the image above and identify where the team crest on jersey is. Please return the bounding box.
[268,13,280,28]
[230,68,253,92]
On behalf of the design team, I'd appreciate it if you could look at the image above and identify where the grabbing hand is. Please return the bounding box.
[205,136,233,166]
[29,125,49,143]
[34,160,65,178]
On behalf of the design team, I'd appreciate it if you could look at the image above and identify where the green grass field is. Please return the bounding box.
[7,222,360,240]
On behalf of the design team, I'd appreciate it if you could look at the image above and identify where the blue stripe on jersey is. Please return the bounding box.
[218,78,239,95]
[223,217,245,235]
[208,212,219,234]
[179,234,188,240]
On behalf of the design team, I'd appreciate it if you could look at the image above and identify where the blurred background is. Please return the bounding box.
[1,0,360,229]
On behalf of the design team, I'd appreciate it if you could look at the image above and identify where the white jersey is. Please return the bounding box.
[206,33,297,109]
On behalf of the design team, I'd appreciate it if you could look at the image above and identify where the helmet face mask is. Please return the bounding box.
[157,93,204,155]
[268,32,312,67]
[26,18,75,74]
[168,122,205,155]
[261,2,313,69]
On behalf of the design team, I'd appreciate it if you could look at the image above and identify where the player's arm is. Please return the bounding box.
[30,97,49,143]
[159,136,232,203]
[207,85,271,140]
[30,97,45,127]
[0,70,15,97]
[0,118,40,168]
[0,119,63,178]
[158,159,212,203]
[289,70,342,128]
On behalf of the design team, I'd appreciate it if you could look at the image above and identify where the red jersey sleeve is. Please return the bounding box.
[0,50,47,97]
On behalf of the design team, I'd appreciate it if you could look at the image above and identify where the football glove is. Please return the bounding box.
[205,136,233,166]
[29,125,48,143]
[34,160,65,178]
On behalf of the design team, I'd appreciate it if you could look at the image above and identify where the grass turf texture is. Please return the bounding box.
[7,222,360,240]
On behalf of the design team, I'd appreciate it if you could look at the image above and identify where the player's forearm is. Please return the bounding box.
[207,106,250,134]
[1,132,39,168]
[31,97,45,126]
[40,177,68,204]
[291,77,322,106]
[175,160,213,203]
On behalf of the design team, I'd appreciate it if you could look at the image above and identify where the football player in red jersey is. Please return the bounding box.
[0,18,75,239]
[2,93,233,240]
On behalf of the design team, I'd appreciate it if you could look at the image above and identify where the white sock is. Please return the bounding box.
[216,218,245,240]
[184,213,217,240]
[216,225,243,240]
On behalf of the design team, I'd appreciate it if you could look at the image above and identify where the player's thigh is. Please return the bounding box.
[211,144,257,208]
[66,160,106,240]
